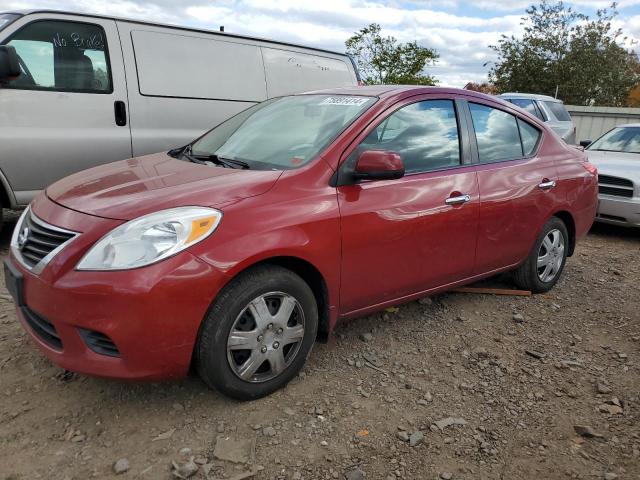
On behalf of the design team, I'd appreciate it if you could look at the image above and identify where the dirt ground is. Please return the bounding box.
[0,212,638,480]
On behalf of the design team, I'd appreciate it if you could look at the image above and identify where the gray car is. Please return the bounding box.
[584,124,640,227]
[499,93,576,145]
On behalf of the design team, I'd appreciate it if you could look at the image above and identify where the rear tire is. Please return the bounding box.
[196,265,318,400]
[513,217,568,293]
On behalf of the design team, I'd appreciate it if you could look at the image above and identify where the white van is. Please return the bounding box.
[0,10,360,222]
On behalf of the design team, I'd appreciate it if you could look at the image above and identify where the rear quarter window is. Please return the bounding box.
[518,119,541,155]
[543,101,571,121]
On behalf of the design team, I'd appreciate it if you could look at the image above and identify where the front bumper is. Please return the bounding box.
[595,195,640,227]
[8,197,229,381]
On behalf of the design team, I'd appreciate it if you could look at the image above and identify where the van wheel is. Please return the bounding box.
[513,217,568,293]
[196,265,318,400]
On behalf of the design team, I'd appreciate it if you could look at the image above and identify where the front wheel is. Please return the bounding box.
[513,217,569,293]
[196,265,318,400]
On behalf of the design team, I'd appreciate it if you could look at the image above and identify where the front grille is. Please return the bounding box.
[598,175,635,198]
[22,307,63,350]
[79,329,120,357]
[14,210,76,269]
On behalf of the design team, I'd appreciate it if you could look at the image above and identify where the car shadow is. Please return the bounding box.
[590,222,640,241]
[0,209,20,250]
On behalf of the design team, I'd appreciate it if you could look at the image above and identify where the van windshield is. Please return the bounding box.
[0,13,19,32]
[191,94,376,170]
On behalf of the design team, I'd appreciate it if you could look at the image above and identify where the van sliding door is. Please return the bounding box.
[118,22,267,157]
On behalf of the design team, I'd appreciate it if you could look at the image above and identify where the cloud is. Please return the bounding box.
[1,0,638,87]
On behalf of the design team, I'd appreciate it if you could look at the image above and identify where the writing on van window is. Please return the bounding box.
[319,96,369,106]
[52,31,105,50]
[288,56,330,71]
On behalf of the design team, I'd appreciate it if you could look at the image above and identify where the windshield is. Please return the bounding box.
[191,94,376,170]
[588,126,640,154]
[0,13,19,32]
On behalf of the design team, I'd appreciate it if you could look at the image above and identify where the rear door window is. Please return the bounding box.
[542,101,571,121]
[4,20,111,92]
[469,103,523,163]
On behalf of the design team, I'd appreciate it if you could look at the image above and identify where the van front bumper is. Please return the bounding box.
[595,194,640,228]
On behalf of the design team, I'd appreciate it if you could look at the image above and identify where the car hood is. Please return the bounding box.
[46,153,283,220]
[586,150,640,183]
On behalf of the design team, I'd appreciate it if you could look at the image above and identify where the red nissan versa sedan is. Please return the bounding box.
[5,86,597,400]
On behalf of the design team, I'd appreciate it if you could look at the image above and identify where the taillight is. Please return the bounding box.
[583,161,598,176]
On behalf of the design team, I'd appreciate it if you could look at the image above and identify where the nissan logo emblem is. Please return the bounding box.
[17,227,29,250]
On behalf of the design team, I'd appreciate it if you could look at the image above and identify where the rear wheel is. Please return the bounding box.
[513,217,568,293]
[196,265,317,400]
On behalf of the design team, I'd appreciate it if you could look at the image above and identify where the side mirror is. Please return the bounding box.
[0,45,20,83]
[579,140,592,148]
[353,150,404,182]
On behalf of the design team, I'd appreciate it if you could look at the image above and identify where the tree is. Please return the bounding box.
[346,23,439,85]
[628,85,640,107]
[489,1,640,106]
[464,82,498,95]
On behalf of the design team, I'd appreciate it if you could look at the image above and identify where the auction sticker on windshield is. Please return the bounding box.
[319,97,370,106]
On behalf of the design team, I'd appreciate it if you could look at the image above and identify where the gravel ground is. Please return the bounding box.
[0,213,638,480]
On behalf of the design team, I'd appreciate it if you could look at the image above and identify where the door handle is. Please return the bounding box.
[538,179,556,190]
[445,194,471,205]
[114,100,127,127]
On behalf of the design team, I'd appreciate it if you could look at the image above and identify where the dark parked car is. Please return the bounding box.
[5,86,598,400]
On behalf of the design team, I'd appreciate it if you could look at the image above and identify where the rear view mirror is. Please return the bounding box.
[0,45,20,83]
[353,150,404,182]
[579,140,592,148]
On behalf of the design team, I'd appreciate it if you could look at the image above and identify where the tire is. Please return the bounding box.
[513,216,569,293]
[196,265,318,400]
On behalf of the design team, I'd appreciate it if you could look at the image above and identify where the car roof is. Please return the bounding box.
[499,92,562,102]
[1,9,351,59]
[301,85,506,102]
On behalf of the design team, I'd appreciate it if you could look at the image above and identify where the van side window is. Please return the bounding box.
[356,100,461,174]
[5,20,111,93]
[469,103,523,163]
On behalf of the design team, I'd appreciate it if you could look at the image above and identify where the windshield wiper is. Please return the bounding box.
[208,155,250,169]
[178,145,250,169]
[177,145,208,165]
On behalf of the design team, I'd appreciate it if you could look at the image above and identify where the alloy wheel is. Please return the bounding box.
[226,292,305,383]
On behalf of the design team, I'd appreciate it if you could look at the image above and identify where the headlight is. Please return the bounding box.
[77,207,222,271]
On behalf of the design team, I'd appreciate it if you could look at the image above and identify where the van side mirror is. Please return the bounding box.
[353,150,405,182]
[0,45,20,83]
[579,140,592,148]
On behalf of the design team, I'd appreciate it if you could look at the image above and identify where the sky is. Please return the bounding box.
[2,0,640,87]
